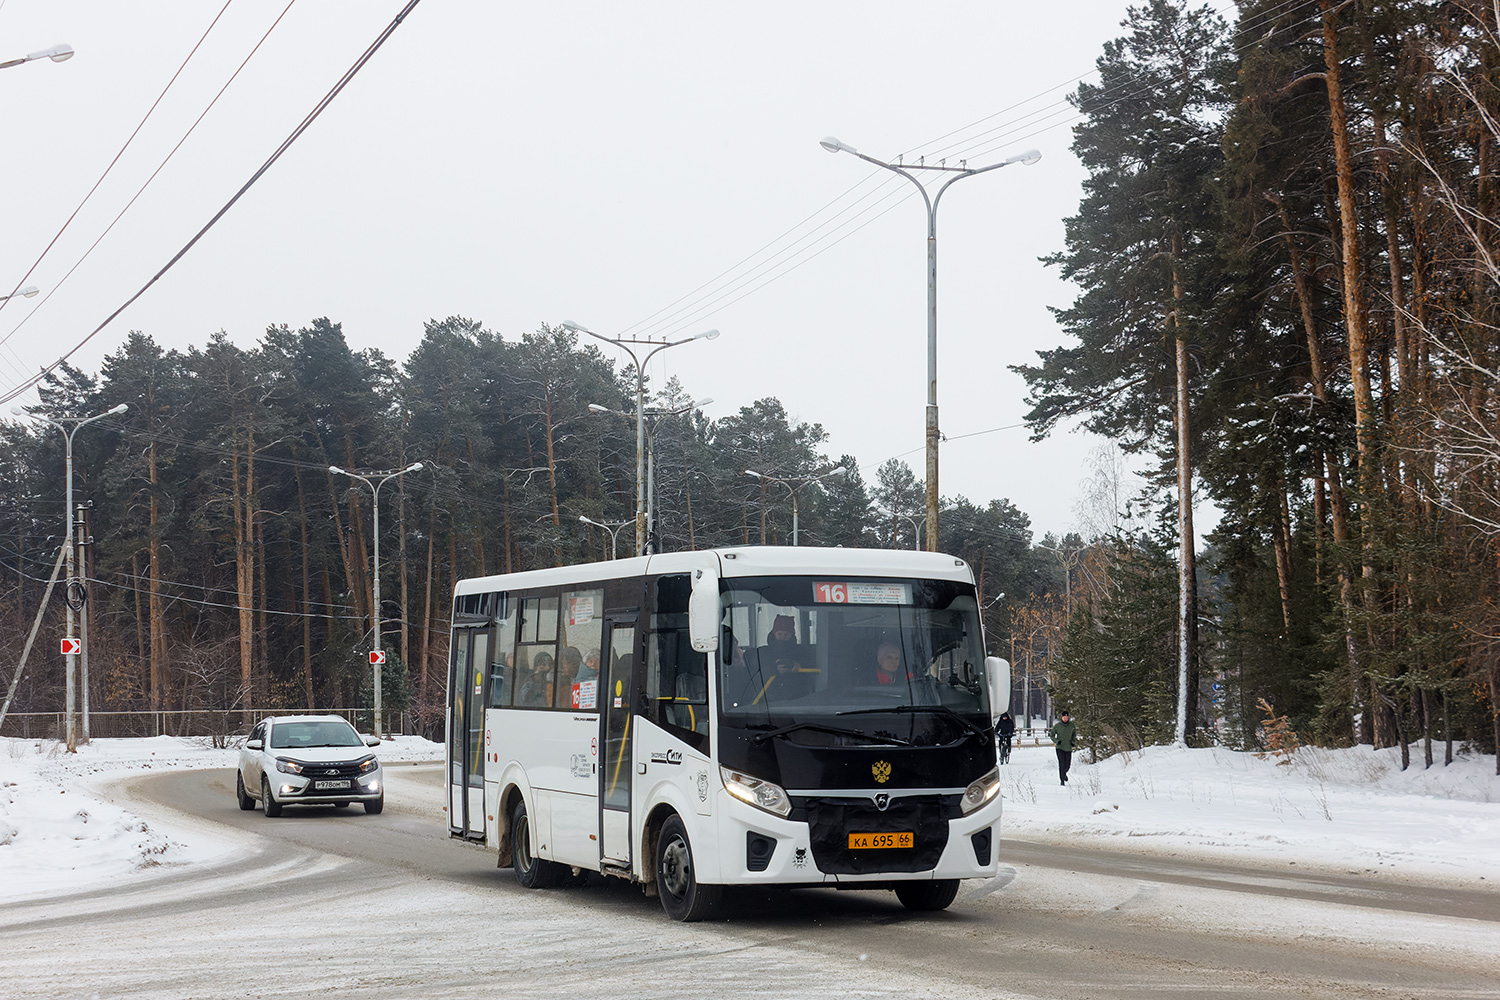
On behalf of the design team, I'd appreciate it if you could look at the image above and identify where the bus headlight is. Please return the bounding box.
[720,766,791,818]
[960,767,1000,815]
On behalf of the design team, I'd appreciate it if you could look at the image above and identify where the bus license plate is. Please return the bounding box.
[848,831,913,850]
[314,779,352,790]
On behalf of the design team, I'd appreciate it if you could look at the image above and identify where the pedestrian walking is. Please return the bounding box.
[1050,710,1077,785]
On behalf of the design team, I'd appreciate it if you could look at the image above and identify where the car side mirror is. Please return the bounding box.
[985,656,1011,716]
[364,736,381,747]
[246,739,263,751]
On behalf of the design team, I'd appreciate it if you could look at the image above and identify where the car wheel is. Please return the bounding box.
[363,794,384,815]
[656,814,721,921]
[261,776,282,818]
[894,879,960,912]
[235,772,255,811]
[511,799,559,888]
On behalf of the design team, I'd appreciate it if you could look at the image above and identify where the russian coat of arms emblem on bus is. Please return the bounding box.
[872,761,892,783]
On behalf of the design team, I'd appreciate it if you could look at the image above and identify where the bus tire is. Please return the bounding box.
[511,799,560,888]
[656,815,721,921]
[895,879,960,912]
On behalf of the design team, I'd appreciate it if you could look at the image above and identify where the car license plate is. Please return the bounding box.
[848,831,913,849]
[314,779,352,790]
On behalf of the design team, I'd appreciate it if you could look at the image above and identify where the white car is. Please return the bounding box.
[236,715,384,817]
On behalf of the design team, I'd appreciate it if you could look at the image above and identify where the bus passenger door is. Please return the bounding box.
[599,620,636,866]
[448,627,489,839]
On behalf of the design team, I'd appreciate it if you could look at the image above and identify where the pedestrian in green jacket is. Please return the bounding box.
[1050,711,1078,786]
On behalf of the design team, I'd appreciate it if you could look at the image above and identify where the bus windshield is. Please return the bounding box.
[718,576,990,746]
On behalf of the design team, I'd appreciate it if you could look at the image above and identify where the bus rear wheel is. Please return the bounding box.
[511,799,561,888]
[895,879,959,912]
[656,815,721,921]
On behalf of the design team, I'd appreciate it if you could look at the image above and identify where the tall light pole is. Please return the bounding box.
[588,398,710,554]
[330,462,423,737]
[578,515,630,560]
[744,466,847,546]
[0,43,74,70]
[14,402,127,751]
[0,286,40,302]
[820,135,1040,552]
[562,320,719,556]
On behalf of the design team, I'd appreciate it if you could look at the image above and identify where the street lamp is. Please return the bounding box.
[12,401,127,751]
[0,44,74,70]
[821,135,1040,551]
[329,461,423,737]
[579,515,631,560]
[561,320,719,556]
[744,466,847,546]
[588,398,711,554]
[0,286,41,303]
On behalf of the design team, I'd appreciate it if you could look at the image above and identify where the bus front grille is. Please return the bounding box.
[802,796,949,875]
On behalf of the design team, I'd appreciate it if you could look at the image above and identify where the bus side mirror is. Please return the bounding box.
[689,568,720,653]
[986,656,1010,715]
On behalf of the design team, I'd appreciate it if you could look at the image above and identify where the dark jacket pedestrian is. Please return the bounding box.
[997,712,1015,740]
[1050,711,1078,785]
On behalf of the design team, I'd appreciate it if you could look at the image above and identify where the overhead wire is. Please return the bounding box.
[0,0,426,408]
[0,1,237,326]
[0,1,301,357]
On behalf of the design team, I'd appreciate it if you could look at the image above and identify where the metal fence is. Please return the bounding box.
[0,708,389,741]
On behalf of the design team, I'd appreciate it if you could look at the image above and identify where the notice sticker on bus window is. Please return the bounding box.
[568,596,595,626]
[812,582,912,605]
[573,680,598,710]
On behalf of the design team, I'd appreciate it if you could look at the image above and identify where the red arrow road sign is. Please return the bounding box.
[60,637,81,655]
[369,650,386,665]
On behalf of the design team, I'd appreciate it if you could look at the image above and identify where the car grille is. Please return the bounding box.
[801,795,949,875]
[297,760,365,780]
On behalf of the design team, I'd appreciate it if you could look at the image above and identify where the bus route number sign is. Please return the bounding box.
[813,582,910,605]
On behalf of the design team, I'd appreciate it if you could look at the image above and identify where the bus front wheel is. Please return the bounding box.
[656,815,721,921]
[895,879,960,911]
[511,799,561,889]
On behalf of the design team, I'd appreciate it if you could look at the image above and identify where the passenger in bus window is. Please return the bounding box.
[555,647,583,708]
[519,651,554,707]
[577,648,600,682]
[757,614,816,700]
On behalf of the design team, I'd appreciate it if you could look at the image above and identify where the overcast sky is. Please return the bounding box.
[0,0,1172,540]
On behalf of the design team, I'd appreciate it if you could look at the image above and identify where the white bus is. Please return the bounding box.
[446,546,1009,920]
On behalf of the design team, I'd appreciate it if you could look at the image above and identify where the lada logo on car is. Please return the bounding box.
[872,760,892,784]
[324,769,338,776]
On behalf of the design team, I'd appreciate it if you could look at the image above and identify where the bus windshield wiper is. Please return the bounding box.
[835,704,988,740]
[751,722,912,747]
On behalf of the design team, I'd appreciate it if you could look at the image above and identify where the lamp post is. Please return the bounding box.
[820,135,1039,552]
[0,44,74,70]
[744,466,847,546]
[588,398,710,554]
[578,515,630,560]
[330,461,423,737]
[562,320,719,556]
[13,402,127,751]
[0,286,41,303]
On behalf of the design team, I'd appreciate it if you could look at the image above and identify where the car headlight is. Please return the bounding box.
[961,766,1000,815]
[357,755,379,774]
[276,758,304,775]
[720,766,791,818]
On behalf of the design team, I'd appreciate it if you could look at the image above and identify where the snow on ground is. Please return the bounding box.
[1,733,1497,905]
[1001,741,1500,882]
[0,733,443,903]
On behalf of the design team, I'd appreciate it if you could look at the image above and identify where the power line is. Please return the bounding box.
[0,0,427,408]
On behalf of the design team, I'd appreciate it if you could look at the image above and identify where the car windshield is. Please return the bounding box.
[719,576,990,746]
[269,720,362,750]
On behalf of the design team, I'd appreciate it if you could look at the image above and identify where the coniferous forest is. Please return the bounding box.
[3,0,1499,771]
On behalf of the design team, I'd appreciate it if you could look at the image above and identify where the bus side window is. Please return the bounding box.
[489,596,516,708]
[648,574,708,750]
